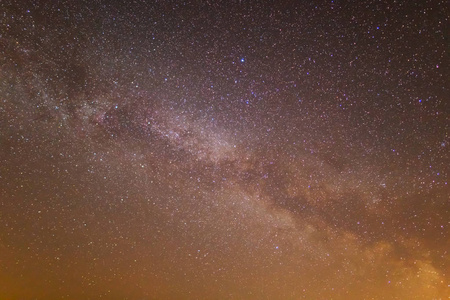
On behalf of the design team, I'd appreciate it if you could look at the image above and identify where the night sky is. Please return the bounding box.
[0,0,448,299]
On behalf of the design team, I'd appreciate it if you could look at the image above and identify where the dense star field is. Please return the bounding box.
[0,0,448,299]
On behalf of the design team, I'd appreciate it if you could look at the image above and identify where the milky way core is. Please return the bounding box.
[0,0,448,299]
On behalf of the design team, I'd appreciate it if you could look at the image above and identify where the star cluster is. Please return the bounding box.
[0,0,448,299]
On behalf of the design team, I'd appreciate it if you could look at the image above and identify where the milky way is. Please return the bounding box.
[0,0,448,299]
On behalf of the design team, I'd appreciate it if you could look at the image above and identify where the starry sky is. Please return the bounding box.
[0,0,448,299]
